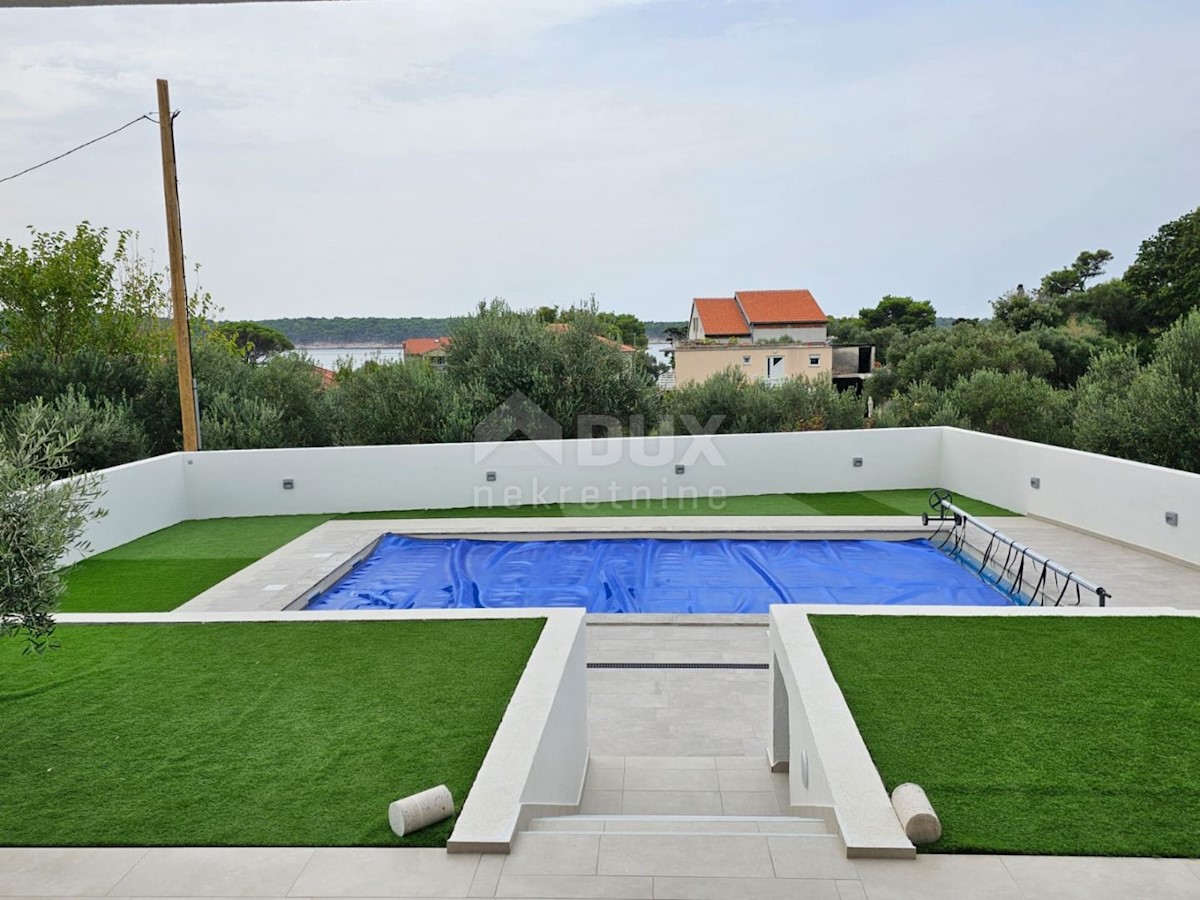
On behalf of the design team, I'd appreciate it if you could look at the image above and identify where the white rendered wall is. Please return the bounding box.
[58,453,187,561]
[938,428,1200,567]
[180,428,944,519]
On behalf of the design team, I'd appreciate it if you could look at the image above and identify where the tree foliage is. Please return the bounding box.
[217,321,295,363]
[858,296,937,333]
[1074,310,1200,472]
[0,405,105,650]
[666,368,864,435]
[1124,206,1200,335]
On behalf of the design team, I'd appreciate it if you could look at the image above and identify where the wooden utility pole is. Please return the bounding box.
[156,78,200,451]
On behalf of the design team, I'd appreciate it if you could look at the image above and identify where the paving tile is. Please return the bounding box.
[597,834,775,878]
[468,853,505,897]
[653,875,841,899]
[0,848,147,897]
[585,766,625,791]
[580,790,625,814]
[856,855,1024,900]
[765,836,857,879]
[714,756,769,771]
[289,848,479,897]
[756,819,829,835]
[588,756,626,770]
[604,819,760,834]
[111,848,314,897]
[716,769,778,792]
[494,873,652,898]
[621,757,716,770]
[620,791,723,815]
[622,768,719,792]
[501,834,600,876]
[1186,859,1200,882]
[720,791,781,816]
[836,879,869,900]
[1001,855,1200,900]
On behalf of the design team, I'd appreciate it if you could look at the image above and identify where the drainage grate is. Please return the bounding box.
[587,662,769,670]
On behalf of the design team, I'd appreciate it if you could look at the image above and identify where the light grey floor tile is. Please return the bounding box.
[836,879,869,900]
[580,791,625,814]
[856,855,1024,900]
[112,848,314,898]
[621,757,716,771]
[588,756,626,770]
[765,837,856,879]
[716,770,778,792]
[468,853,505,897]
[502,834,600,876]
[622,768,719,792]
[585,767,625,792]
[604,819,760,834]
[1186,859,1200,882]
[494,873,652,898]
[0,848,147,897]
[1001,855,1200,900]
[713,756,772,771]
[620,791,723,816]
[598,834,775,878]
[289,848,479,897]
[720,792,781,816]
[653,875,841,899]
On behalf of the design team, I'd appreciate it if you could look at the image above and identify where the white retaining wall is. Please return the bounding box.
[63,454,187,560]
[181,428,943,519]
[939,428,1200,567]
[58,427,1200,567]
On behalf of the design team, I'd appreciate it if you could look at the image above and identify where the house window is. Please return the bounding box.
[742,356,751,365]
[808,355,821,366]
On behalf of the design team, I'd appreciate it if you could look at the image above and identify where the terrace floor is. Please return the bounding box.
[7,514,1200,899]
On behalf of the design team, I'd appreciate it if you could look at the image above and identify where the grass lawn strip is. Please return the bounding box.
[60,490,1013,613]
[0,620,544,847]
[810,615,1200,857]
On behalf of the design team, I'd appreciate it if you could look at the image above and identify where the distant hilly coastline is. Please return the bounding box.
[256,316,686,346]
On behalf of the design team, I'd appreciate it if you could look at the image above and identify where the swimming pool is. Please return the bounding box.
[306,535,1013,613]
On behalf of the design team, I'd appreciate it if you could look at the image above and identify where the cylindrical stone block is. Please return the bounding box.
[891,782,942,845]
[388,785,454,837]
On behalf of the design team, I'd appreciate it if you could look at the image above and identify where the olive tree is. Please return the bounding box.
[0,403,106,650]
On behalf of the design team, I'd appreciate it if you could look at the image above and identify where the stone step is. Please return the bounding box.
[526,814,831,836]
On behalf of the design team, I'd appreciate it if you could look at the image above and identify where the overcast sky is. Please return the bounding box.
[2,0,1198,322]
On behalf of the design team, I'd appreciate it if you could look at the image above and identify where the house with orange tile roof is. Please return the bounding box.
[402,336,451,367]
[675,289,873,389]
[687,290,829,343]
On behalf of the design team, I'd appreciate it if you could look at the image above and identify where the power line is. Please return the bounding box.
[0,114,154,186]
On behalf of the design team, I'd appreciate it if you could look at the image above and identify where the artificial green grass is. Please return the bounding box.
[61,516,330,613]
[0,620,544,846]
[810,616,1200,857]
[60,490,1013,613]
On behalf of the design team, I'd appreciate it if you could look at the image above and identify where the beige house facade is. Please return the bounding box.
[674,342,833,386]
[673,289,840,387]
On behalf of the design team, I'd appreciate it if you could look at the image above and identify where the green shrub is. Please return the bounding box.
[199,391,286,451]
[4,389,150,476]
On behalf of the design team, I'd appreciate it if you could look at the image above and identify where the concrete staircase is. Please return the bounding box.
[526,813,835,837]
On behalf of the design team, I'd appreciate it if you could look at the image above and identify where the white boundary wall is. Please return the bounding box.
[180,428,941,519]
[62,454,187,559]
[939,428,1200,567]
[58,427,1200,567]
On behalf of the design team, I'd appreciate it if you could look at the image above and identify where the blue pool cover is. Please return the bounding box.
[306,536,1012,613]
